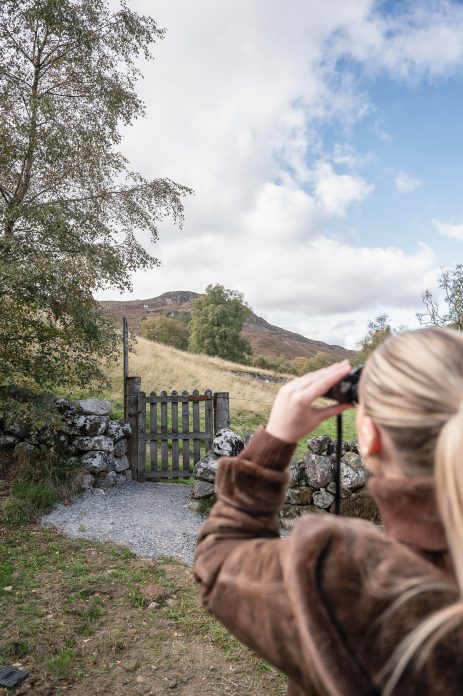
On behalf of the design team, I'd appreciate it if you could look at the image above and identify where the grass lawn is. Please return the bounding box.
[0,527,287,696]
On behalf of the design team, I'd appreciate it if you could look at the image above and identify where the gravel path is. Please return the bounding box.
[41,482,204,565]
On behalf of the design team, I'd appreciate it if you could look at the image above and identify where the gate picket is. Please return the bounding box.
[182,390,190,471]
[192,389,201,463]
[205,389,213,452]
[171,390,179,474]
[150,392,157,473]
[160,391,168,473]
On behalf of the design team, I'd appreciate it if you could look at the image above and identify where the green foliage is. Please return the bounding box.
[292,351,332,375]
[252,355,296,374]
[417,264,463,331]
[352,314,394,365]
[188,284,253,363]
[0,0,192,390]
[197,497,215,517]
[140,315,190,350]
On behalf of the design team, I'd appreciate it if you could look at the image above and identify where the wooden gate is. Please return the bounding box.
[125,376,230,481]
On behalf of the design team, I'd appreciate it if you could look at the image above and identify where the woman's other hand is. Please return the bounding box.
[266,361,353,444]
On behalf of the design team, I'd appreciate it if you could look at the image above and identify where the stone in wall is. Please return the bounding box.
[75,399,111,416]
[81,451,113,474]
[193,450,218,483]
[213,428,244,457]
[73,435,115,453]
[300,452,334,489]
[192,481,215,499]
[313,488,335,510]
[285,487,312,506]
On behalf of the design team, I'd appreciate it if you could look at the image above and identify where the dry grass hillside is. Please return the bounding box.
[103,336,282,433]
[95,337,356,444]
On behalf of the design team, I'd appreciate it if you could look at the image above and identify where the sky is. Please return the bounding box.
[101,0,463,349]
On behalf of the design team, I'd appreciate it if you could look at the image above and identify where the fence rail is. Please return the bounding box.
[125,376,229,481]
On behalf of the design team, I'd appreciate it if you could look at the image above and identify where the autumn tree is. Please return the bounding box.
[0,0,191,389]
[189,285,252,363]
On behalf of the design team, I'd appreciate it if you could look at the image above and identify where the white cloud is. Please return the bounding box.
[313,163,374,217]
[395,171,423,193]
[433,218,463,240]
[100,0,463,347]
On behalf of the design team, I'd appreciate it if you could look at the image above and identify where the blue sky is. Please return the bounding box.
[103,0,463,348]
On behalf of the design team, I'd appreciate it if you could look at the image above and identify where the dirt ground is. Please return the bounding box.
[0,527,287,696]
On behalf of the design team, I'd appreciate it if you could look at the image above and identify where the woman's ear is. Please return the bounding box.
[357,408,382,459]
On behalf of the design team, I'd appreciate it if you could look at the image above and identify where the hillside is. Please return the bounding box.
[101,290,355,362]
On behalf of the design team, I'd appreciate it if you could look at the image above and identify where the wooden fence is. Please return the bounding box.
[125,376,230,481]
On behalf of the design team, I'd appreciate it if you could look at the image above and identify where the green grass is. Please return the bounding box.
[0,527,287,695]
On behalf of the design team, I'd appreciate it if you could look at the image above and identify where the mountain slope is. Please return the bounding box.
[101,290,354,362]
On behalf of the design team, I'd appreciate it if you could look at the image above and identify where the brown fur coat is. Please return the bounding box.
[194,427,463,695]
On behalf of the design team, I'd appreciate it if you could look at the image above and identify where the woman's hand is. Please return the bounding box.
[266,361,353,444]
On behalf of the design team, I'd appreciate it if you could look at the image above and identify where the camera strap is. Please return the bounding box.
[334,414,342,515]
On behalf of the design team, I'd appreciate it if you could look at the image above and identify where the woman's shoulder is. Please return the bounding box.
[288,513,460,694]
[290,511,441,572]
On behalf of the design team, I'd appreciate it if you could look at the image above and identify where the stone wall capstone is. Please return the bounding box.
[0,397,132,490]
[191,431,380,527]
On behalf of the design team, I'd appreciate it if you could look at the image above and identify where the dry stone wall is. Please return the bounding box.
[0,397,131,490]
[192,431,380,527]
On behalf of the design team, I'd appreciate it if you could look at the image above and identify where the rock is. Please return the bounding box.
[327,481,351,499]
[300,453,334,489]
[285,487,312,506]
[75,399,111,416]
[147,602,161,610]
[114,455,129,473]
[82,474,95,489]
[193,450,219,482]
[213,428,244,457]
[106,420,131,440]
[81,450,113,474]
[340,452,368,491]
[73,435,114,453]
[114,439,128,457]
[306,434,331,455]
[139,584,173,604]
[0,435,19,448]
[350,440,360,455]
[72,415,109,437]
[14,441,37,455]
[192,481,215,499]
[313,489,335,510]
[279,504,320,530]
[4,417,30,439]
[288,459,301,488]
[125,471,132,482]
[330,488,380,523]
[116,474,127,484]
[100,471,117,488]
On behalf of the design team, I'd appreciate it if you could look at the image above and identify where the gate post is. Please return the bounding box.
[126,376,141,481]
[214,392,230,433]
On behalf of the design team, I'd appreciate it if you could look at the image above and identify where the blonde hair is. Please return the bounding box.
[360,327,463,693]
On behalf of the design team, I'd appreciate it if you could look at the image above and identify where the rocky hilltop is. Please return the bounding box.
[101,291,354,362]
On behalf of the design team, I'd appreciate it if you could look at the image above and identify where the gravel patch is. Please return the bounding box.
[41,481,204,565]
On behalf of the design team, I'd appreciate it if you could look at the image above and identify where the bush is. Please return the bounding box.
[292,352,332,375]
[140,316,190,350]
[252,355,296,374]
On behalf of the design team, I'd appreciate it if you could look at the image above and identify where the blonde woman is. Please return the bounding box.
[194,327,463,695]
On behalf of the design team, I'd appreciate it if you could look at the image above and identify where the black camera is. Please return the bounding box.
[324,365,363,404]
